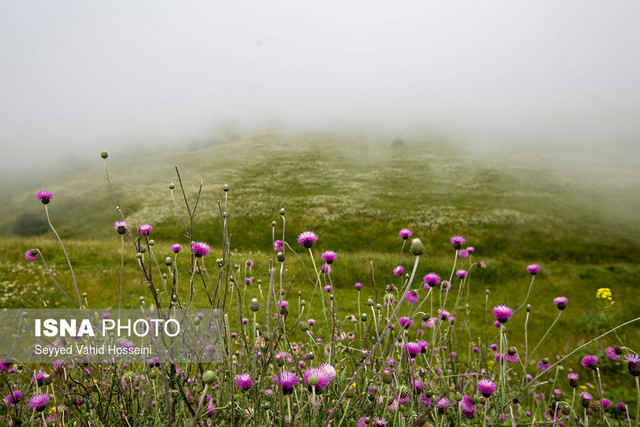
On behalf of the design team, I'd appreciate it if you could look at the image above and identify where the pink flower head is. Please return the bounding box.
[493,305,513,324]
[460,395,477,419]
[321,264,332,275]
[458,249,469,259]
[235,373,253,390]
[303,367,331,391]
[307,318,315,326]
[274,371,298,395]
[191,241,210,258]
[456,269,467,278]
[321,251,337,264]
[450,235,466,249]
[114,221,128,234]
[406,342,421,357]
[245,259,254,268]
[138,224,153,235]
[4,390,23,407]
[28,393,50,412]
[537,360,550,371]
[605,347,620,362]
[527,264,541,275]
[354,282,363,289]
[399,228,412,239]
[323,285,332,292]
[399,317,414,329]
[582,355,598,370]
[438,309,451,321]
[466,247,475,253]
[244,278,252,285]
[553,296,567,310]
[171,244,182,253]
[624,354,640,376]
[405,290,419,304]
[423,273,441,289]
[319,363,337,381]
[297,231,318,249]
[274,240,284,251]
[25,250,38,261]
[36,190,54,204]
[393,265,404,276]
[477,379,496,397]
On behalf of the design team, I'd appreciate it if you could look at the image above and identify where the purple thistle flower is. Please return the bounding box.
[493,305,513,324]
[138,224,153,235]
[553,296,568,310]
[450,235,466,249]
[170,244,182,253]
[399,228,412,239]
[423,273,441,289]
[615,401,627,414]
[354,282,363,290]
[274,371,298,395]
[439,309,451,320]
[405,290,419,304]
[420,394,431,407]
[323,285,332,292]
[28,393,50,412]
[393,265,404,276]
[244,278,252,286]
[274,240,284,251]
[624,354,640,376]
[466,246,475,252]
[235,373,253,390]
[537,360,550,371]
[114,221,127,234]
[319,363,337,381]
[601,398,611,410]
[458,249,469,259]
[4,390,23,407]
[25,250,38,261]
[460,395,477,419]
[582,355,598,370]
[406,342,421,357]
[191,241,210,258]
[356,417,367,427]
[580,391,592,406]
[245,259,254,268]
[321,251,337,264]
[321,264,332,275]
[399,317,414,329]
[490,344,498,351]
[506,353,519,363]
[374,419,389,426]
[307,318,315,325]
[303,367,331,391]
[36,190,54,204]
[297,231,318,249]
[527,264,540,275]
[477,379,497,397]
[436,397,451,412]
[605,347,620,362]
[568,372,579,387]
[456,269,467,278]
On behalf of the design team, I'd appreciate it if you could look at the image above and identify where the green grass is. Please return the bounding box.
[1,132,639,387]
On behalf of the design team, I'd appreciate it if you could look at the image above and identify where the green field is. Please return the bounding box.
[1,132,639,390]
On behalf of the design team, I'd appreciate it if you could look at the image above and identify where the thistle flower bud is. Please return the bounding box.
[164,257,173,266]
[361,313,367,322]
[169,183,175,190]
[249,298,260,312]
[299,322,309,332]
[202,370,216,385]
[280,208,285,216]
[223,184,229,192]
[382,371,393,384]
[367,299,374,306]
[301,300,306,306]
[409,238,424,255]
[277,252,285,262]
[399,385,410,398]
[271,221,277,227]
[100,150,108,159]
[82,292,87,298]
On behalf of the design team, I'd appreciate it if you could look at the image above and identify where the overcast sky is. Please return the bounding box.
[1,1,639,175]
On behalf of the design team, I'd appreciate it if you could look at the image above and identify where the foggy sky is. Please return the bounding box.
[1,1,640,176]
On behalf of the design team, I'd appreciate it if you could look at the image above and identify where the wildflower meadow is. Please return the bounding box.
[1,143,639,427]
